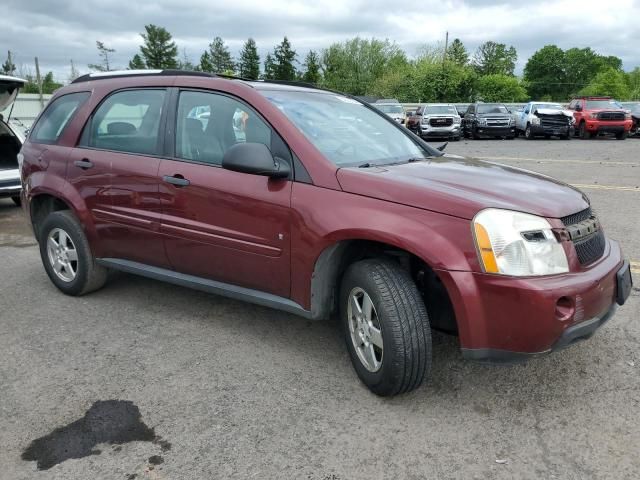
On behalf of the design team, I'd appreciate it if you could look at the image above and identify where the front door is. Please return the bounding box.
[159,89,292,297]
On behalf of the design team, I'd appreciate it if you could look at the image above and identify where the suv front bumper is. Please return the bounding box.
[437,239,631,363]
[475,125,515,137]
[418,124,461,139]
[0,170,21,198]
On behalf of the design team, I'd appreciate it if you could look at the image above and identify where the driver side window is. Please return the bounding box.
[175,90,272,166]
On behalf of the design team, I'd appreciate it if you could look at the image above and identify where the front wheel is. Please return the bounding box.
[340,259,432,396]
[579,122,591,139]
[11,196,21,207]
[525,124,534,140]
[616,131,628,140]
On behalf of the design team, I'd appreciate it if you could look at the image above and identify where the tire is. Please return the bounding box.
[472,125,480,139]
[514,129,519,138]
[525,124,534,140]
[38,210,107,296]
[616,131,627,140]
[579,122,591,139]
[507,135,515,140]
[11,195,21,207]
[340,258,432,396]
[452,136,460,142]
[561,134,571,140]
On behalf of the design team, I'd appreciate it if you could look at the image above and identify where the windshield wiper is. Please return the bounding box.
[358,162,371,168]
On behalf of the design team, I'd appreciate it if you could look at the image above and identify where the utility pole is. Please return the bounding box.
[7,50,14,75]
[34,56,44,109]
[442,31,449,69]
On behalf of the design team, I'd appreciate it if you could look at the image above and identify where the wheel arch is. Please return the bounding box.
[309,237,459,333]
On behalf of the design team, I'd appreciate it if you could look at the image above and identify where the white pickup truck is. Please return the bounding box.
[515,101,574,140]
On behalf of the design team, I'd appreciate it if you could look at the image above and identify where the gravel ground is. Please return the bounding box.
[1,137,639,479]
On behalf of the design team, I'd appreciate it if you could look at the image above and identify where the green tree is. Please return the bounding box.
[564,47,623,96]
[321,37,408,95]
[273,37,297,80]
[524,45,567,100]
[579,68,630,99]
[263,53,276,80]
[88,41,115,72]
[627,68,640,100]
[1,51,16,75]
[301,50,321,84]
[135,24,178,69]
[200,37,234,74]
[238,38,260,79]
[472,41,517,76]
[446,38,468,66]
[22,72,62,94]
[128,54,146,70]
[475,74,528,102]
[178,49,197,71]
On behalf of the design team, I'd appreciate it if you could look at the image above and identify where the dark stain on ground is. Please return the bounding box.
[148,455,164,465]
[21,400,171,470]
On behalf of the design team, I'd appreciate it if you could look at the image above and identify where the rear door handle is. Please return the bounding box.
[162,175,190,187]
[74,159,94,170]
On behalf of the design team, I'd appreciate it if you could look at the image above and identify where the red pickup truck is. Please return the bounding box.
[567,96,632,140]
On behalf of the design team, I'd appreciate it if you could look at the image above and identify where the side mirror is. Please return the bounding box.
[437,142,448,152]
[222,142,290,179]
[575,105,582,112]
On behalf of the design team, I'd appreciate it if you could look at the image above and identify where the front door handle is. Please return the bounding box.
[162,175,190,187]
[74,159,94,170]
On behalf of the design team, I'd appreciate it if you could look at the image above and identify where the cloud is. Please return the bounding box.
[0,0,637,81]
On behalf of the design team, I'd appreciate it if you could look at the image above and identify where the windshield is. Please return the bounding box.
[376,104,404,114]
[261,90,435,167]
[425,105,457,115]
[586,99,622,109]
[477,104,509,114]
[533,103,563,111]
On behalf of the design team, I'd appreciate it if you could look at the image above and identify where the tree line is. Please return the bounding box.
[2,24,639,102]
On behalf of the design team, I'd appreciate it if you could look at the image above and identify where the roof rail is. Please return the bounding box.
[72,69,217,84]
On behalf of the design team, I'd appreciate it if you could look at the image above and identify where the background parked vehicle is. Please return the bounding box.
[515,102,574,140]
[567,96,632,140]
[415,104,461,141]
[462,102,515,139]
[373,99,406,124]
[0,75,26,206]
[627,103,640,137]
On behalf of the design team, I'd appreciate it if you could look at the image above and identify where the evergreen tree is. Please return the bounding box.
[128,54,146,70]
[238,38,260,79]
[273,37,297,80]
[136,24,178,69]
[301,50,321,84]
[178,49,197,71]
[1,51,16,75]
[263,53,276,80]
[200,37,234,74]
[446,39,468,66]
[88,41,115,72]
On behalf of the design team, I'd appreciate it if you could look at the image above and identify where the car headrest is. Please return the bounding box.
[107,122,136,135]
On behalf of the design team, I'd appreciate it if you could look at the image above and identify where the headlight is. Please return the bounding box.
[473,209,569,276]
[454,116,461,124]
[625,113,632,120]
[531,117,541,126]
[589,113,599,119]
[421,116,429,124]
[477,118,487,126]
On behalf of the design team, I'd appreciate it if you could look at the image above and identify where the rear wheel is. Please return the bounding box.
[11,196,21,207]
[340,258,432,396]
[579,122,591,139]
[38,210,107,296]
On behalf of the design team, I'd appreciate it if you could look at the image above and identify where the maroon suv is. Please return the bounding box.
[20,71,632,396]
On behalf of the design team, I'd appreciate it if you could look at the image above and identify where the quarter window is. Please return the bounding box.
[175,90,272,166]
[83,89,166,155]
[30,92,89,144]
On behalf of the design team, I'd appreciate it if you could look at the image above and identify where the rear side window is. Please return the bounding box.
[30,92,89,144]
[82,89,166,155]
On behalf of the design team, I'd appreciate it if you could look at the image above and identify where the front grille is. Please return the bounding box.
[598,111,625,121]
[429,117,453,127]
[574,230,606,265]
[485,117,510,127]
[561,207,605,265]
[561,207,592,226]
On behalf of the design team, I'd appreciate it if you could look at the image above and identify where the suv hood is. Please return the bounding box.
[336,155,589,220]
[534,108,573,118]
[0,75,27,111]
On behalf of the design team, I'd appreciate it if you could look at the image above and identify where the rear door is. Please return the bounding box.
[158,88,292,297]
[73,88,170,267]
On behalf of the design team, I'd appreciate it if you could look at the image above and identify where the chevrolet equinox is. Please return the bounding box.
[20,70,633,396]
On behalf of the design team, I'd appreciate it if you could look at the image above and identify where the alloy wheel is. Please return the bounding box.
[46,228,78,282]
[347,287,384,372]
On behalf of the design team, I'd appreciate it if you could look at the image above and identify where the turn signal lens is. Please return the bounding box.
[474,223,499,273]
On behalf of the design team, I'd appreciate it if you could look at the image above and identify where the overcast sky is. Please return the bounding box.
[2,0,638,82]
